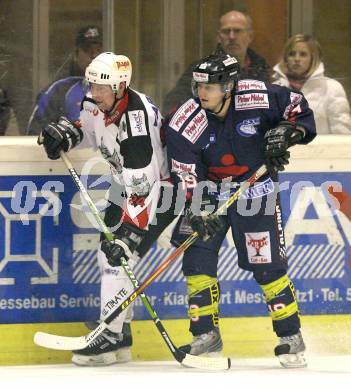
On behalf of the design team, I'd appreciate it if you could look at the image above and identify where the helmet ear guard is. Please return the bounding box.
[221,81,235,97]
[85,52,132,92]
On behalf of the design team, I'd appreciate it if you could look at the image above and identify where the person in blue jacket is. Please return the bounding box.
[26,26,102,135]
[165,52,316,368]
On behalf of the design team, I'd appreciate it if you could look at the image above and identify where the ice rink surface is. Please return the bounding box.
[1,355,350,390]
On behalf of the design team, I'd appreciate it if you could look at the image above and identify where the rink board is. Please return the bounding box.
[1,136,351,325]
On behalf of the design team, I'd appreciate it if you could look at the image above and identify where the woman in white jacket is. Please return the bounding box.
[272,34,351,134]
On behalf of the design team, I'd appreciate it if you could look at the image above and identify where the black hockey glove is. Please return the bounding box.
[264,121,305,175]
[185,195,225,241]
[101,223,146,267]
[37,116,83,160]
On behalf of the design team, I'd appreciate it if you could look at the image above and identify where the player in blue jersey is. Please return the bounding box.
[165,52,316,368]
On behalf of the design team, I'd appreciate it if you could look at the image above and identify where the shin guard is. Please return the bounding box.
[186,275,220,336]
[260,274,300,337]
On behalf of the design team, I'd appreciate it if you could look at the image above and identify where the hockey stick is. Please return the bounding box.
[34,153,267,367]
[34,151,237,370]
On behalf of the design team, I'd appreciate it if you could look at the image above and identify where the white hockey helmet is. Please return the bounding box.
[85,52,132,92]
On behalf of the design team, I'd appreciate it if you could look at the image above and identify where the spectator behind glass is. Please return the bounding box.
[162,10,270,115]
[272,34,351,134]
[54,25,103,80]
[1,50,20,136]
[0,88,10,136]
[26,26,103,135]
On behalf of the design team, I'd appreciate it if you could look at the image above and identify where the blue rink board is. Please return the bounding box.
[0,172,351,324]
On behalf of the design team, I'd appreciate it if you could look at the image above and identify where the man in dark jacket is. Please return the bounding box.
[162,10,270,115]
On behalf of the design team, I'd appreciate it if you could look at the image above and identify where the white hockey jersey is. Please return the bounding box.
[76,88,169,230]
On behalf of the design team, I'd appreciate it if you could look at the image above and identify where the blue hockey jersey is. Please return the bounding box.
[165,79,316,192]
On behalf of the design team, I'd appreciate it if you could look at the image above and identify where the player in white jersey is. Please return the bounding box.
[38,52,176,366]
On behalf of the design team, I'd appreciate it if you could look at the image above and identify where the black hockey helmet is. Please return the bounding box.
[191,53,240,95]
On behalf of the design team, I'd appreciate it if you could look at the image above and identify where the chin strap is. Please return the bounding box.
[210,97,227,115]
[209,93,232,115]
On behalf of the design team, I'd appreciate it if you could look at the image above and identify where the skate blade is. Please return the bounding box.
[196,350,223,358]
[115,347,132,363]
[278,352,307,368]
[72,347,132,367]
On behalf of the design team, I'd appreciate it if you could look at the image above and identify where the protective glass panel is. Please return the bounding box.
[113,0,163,107]
[1,0,351,369]
[49,0,103,81]
[1,0,350,135]
[313,0,351,101]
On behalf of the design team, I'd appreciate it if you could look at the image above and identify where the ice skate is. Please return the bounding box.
[72,324,132,366]
[274,331,307,368]
[180,327,223,357]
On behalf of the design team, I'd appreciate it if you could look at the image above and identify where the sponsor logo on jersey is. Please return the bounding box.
[193,72,209,82]
[236,117,260,137]
[235,93,269,110]
[182,110,208,143]
[283,92,303,121]
[171,159,196,175]
[128,110,147,136]
[289,92,302,104]
[237,80,267,91]
[169,99,199,132]
[245,232,272,264]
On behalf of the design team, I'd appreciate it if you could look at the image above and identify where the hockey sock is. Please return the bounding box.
[186,274,220,336]
[260,274,301,337]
